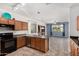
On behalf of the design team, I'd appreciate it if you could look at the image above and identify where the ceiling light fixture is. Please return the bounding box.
[46,3,52,5]
[37,11,40,14]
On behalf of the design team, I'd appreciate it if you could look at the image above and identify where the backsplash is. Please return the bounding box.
[13,31,28,35]
[0,30,29,35]
[0,27,12,31]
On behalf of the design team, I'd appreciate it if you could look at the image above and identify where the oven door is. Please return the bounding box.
[1,39,16,54]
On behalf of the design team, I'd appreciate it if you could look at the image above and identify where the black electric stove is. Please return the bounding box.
[0,33,16,56]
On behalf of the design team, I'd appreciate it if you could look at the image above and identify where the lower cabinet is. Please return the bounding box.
[30,37,49,53]
[41,39,49,52]
[70,39,79,56]
[30,37,36,48]
[26,36,31,47]
[35,38,41,50]
[17,36,26,49]
[16,36,49,52]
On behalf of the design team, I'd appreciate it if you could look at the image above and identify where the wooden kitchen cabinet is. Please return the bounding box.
[30,37,49,52]
[41,39,49,52]
[15,20,28,30]
[22,22,28,30]
[30,37,36,48]
[35,38,41,50]
[15,21,22,30]
[8,18,15,25]
[0,17,8,24]
[70,39,79,56]
[26,36,31,46]
[77,16,79,31]
[17,36,26,49]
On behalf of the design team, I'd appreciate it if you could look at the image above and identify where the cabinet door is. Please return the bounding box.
[17,37,22,48]
[41,39,48,52]
[17,36,26,49]
[77,16,79,31]
[15,21,22,30]
[31,37,36,48]
[35,38,41,50]
[0,17,8,24]
[70,40,78,56]
[77,48,79,56]
[8,19,15,25]
[22,22,28,30]
[21,36,26,46]
[74,43,78,56]
[26,36,31,47]
[70,40,74,55]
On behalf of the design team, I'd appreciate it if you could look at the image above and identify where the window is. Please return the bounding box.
[31,23,37,33]
[52,24,64,32]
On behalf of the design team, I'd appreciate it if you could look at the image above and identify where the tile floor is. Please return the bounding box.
[6,37,70,56]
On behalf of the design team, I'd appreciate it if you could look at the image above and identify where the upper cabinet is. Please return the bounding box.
[0,17,15,25]
[15,20,28,31]
[77,16,79,31]
[15,20,22,30]
[22,22,28,30]
[0,17,8,24]
[0,17,28,31]
[8,18,15,25]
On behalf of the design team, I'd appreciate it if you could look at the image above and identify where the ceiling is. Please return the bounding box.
[0,3,16,11]
[0,3,79,22]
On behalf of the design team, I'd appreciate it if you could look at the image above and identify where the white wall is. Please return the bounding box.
[0,7,70,35]
[70,6,79,36]
[45,7,70,23]
[45,7,71,53]
[45,7,70,37]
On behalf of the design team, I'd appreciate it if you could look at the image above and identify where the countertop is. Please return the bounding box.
[13,34,48,39]
[70,36,79,46]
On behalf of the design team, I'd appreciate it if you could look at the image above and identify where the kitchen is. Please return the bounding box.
[0,14,49,56]
[0,3,49,56]
[0,3,79,56]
